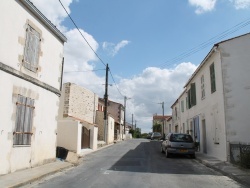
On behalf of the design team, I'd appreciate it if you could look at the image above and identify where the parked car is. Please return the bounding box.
[151,132,162,140]
[161,133,195,158]
[147,132,152,139]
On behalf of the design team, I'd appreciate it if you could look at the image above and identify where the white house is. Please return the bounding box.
[171,33,250,162]
[0,0,67,175]
[57,83,98,155]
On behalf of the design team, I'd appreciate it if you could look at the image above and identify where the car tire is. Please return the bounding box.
[190,154,196,159]
[161,146,164,153]
[166,151,171,158]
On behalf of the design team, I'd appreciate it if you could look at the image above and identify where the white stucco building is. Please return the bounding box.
[0,0,66,175]
[171,33,250,161]
[57,83,98,155]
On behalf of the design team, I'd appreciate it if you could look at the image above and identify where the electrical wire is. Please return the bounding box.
[108,68,124,97]
[64,68,105,73]
[159,17,250,68]
[58,0,106,67]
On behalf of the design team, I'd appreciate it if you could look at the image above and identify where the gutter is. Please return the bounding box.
[184,44,219,88]
[19,0,67,43]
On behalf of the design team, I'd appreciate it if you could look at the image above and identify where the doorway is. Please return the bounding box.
[81,126,90,149]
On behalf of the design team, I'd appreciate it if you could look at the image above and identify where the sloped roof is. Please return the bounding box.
[19,0,67,42]
[184,32,250,88]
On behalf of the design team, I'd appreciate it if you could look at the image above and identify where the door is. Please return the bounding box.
[81,126,90,149]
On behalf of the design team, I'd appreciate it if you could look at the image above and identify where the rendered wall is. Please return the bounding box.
[220,34,250,144]
[0,1,64,175]
[0,73,60,174]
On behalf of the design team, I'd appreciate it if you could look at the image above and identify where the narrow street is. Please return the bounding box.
[31,139,244,188]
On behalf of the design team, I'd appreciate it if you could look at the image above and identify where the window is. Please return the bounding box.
[210,63,216,93]
[181,100,184,112]
[201,75,205,99]
[13,95,35,145]
[187,83,197,109]
[23,24,40,72]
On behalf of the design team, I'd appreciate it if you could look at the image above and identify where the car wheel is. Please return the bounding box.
[166,151,171,158]
[190,154,196,159]
[161,146,164,153]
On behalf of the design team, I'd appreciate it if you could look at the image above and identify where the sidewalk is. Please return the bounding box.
[0,143,115,188]
[195,152,250,187]
[1,146,250,188]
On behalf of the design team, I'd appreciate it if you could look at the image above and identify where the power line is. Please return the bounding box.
[58,0,106,67]
[108,68,124,97]
[159,17,250,68]
[64,68,105,73]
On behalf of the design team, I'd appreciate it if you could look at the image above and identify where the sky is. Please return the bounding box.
[30,0,250,133]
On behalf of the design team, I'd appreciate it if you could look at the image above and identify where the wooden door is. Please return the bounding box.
[81,126,90,149]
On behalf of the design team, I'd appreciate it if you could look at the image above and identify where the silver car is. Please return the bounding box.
[161,133,196,158]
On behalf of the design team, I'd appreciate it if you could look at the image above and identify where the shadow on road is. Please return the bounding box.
[108,139,222,175]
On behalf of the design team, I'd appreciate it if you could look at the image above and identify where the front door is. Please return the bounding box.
[81,126,90,149]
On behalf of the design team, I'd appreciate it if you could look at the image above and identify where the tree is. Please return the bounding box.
[153,123,162,133]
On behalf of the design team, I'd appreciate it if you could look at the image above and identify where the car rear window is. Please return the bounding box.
[154,132,161,136]
[170,134,193,142]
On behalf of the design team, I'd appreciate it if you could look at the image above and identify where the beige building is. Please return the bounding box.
[57,83,98,155]
[0,0,66,175]
[95,109,115,144]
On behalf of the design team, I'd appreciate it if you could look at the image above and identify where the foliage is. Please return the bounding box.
[130,128,141,138]
[153,123,162,132]
[140,133,148,139]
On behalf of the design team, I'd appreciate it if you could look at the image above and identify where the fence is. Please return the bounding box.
[230,143,250,168]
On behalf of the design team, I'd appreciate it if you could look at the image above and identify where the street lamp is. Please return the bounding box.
[123,96,131,140]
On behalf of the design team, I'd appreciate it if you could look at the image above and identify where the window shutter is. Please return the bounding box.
[191,83,196,106]
[210,63,216,93]
[23,98,34,145]
[24,25,40,72]
[14,95,34,145]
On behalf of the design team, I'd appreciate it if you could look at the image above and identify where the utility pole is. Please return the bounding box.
[104,64,109,143]
[162,102,165,138]
[123,96,131,140]
[132,114,134,130]
[158,102,165,137]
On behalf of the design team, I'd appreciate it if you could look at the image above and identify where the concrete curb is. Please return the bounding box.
[0,161,73,188]
[195,158,250,187]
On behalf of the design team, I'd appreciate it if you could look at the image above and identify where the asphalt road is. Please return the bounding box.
[32,139,244,188]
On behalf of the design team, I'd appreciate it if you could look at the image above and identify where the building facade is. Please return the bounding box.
[0,0,66,175]
[171,33,250,161]
[57,83,98,155]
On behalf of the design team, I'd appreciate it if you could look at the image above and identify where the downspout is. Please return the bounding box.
[60,57,64,91]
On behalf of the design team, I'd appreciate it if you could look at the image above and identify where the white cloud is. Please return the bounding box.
[29,0,198,133]
[30,0,75,31]
[189,0,217,14]
[108,62,197,133]
[230,0,250,9]
[102,40,130,56]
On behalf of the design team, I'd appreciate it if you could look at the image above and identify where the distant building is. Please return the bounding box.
[152,114,172,135]
[57,83,98,155]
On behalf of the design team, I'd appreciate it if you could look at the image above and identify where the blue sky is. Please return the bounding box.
[32,0,250,133]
